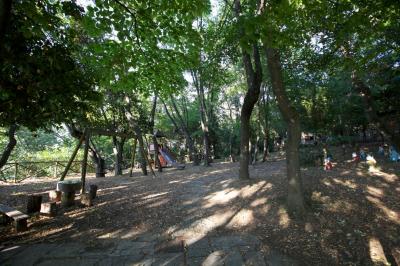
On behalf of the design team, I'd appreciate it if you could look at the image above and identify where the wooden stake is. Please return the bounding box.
[14,163,18,183]
[60,133,85,181]
[129,138,137,177]
[81,130,90,193]
[143,136,156,177]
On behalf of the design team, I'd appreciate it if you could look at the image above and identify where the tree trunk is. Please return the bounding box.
[123,100,154,177]
[163,98,199,165]
[192,70,211,166]
[265,46,305,216]
[0,124,17,170]
[150,94,162,172]
[352,74,400,150]
[129,138,137,177]
[81,131,90,193]
[259,86,270,161]
[234,0,263,179]
[112,136,125,176]
[89,139,105,178]
[252,136,259,165]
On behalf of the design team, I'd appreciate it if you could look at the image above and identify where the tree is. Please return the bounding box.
[0,1,100,169]
[232,0,263,179]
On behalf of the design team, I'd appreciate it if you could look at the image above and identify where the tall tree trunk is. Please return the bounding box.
[129,138,137,177]
[192,70,211,166]
[149,94,162,172]
[265,46,305,216]
[80,131,90,193]
[0,124,17,169]
[352,74,400,150]
[259,86,270,161]
[112,136,125,176]
[234,0,263,179]
[123,101,155,177]
[89,139,105,178]
[252,136,259,165]
[228,104,236,162]
[164,98,199,165]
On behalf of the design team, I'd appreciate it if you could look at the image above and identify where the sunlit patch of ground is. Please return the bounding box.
[0,150,399,265]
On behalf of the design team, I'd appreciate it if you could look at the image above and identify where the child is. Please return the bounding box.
[323,147,333,170]
[360,148,367,161]
[352,152,360,162]
[324,157,333,170]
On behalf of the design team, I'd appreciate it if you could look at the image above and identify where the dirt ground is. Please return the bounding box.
[0,150,399,265]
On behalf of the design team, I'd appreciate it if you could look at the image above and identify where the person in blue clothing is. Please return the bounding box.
[359,148,367,161]
[389,146,399,162]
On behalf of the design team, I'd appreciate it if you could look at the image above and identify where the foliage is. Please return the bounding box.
[0,1,100,130]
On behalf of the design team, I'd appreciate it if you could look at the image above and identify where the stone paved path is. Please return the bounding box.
[0,234,298,266]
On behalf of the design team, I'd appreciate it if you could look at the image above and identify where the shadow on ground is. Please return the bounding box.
[0,153,399,265]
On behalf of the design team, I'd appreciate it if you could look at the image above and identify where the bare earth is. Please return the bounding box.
[0,153,399,265]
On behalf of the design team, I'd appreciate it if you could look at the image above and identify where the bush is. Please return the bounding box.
[299,146,324,167]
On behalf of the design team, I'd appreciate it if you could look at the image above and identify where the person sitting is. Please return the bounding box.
[324,157,333,170]
[360,148,367,161]
[389,146,399,162]
[352,152,360,162]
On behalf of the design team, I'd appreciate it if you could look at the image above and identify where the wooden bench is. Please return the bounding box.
[0,204,29,232]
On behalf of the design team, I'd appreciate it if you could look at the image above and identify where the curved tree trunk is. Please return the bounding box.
[234,0,263,179]
[265,46,305,216]
[0,124,17,169]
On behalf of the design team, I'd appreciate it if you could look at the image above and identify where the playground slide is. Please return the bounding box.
[159,149,176,165]
[159,148,185,169]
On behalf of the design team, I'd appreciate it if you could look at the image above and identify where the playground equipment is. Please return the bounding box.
[148,132,185,170]
[158,146,185,169]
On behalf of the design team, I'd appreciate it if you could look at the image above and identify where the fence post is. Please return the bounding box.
[14,163,18,183]
[54,161,58,178]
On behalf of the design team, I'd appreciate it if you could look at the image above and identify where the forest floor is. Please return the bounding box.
[0,149,399,265]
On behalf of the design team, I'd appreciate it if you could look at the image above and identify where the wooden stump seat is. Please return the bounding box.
[0,204,29,232]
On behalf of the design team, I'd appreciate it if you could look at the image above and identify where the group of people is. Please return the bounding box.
[324,144,399,171]
[378,145,400,162]
[351,145,399,163]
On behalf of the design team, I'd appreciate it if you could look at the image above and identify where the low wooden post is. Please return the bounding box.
[14,163,18,183]
[80,193,92,207]
[89,184,98,199]
[129,138,137,177]
[61,192,75,207]
[26,194,42,214]
[143,136,156,177]
[49,190,62,202]
[81,130,90,194]
[54,161,58,178]
[40,202,57,217]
